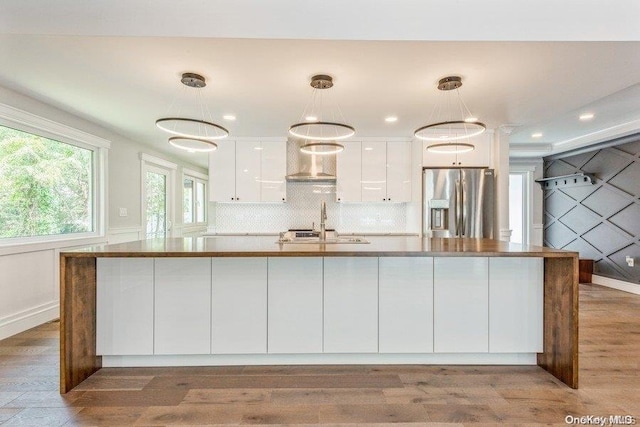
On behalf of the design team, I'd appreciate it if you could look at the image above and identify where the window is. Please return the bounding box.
[0,118,106,243]
[183,169,207,225]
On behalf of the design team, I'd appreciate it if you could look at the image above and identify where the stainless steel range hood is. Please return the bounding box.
[285,139,337,182]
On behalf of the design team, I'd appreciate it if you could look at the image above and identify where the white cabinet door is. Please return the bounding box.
[268,257,323,353]
[323,257,378,353]
[234,141,262,202]
[379,257,433,353]
[422,133,491,167]
[386,141,412,202]
[212,258,267,354]
[209,140,236,202]
[260,140,287,202]
[489,258,543,352]
[336,141,362,202]
[361,141,387,202]
[97,258,154,355]
[154,258,211,355]
[433,257,489,352]
[457,133,491,167]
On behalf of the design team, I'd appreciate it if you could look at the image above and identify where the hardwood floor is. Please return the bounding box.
[1,283,638,426]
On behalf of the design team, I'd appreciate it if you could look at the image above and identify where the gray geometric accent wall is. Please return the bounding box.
[543,139,640,284]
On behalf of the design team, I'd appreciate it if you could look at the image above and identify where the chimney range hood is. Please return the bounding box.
[285,139,337,182]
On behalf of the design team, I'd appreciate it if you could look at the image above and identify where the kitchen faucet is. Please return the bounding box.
[320,201,327,241]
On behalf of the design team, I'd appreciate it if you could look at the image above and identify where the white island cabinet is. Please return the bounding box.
[489,257,543,352]
[379,257,433,353]
[434,257,489,353]
[96,254,542,363]
[154,258,212,355]
[323,257,378,353]
[267,257,323,353]
[211,258,267,354]
[96,258,154,355]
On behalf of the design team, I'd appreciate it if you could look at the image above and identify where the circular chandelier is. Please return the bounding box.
[168,136,218,153]
[156,73,229,152]
[289,74,354,154]
[426,142,475,154]
[414,76,486,153]
[300,142,345,155]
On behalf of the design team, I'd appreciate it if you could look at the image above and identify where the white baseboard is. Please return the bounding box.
[102,353,537,367]
[592,274,640,296]
[0,301,59,340]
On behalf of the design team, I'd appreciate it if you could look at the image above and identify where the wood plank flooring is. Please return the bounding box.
[1,283,639,426]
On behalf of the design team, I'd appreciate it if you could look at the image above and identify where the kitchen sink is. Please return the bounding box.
[278,236,370,244]
[277,230,369,244]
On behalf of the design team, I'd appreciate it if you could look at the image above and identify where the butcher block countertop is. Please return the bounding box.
[61,236,577,258]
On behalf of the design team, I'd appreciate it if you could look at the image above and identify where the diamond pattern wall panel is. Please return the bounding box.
[581,223,630,255]
[558,205,601,235]
[581,187,630,218]
[609,203,640,237]
[544,137,640,284]
[581,149,632,181]
[609,162,640,196]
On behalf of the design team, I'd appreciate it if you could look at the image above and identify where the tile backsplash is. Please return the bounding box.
[209,183,408,234]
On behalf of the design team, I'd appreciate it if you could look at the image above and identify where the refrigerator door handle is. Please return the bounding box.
[461,179,466,236]
[455,179,461,237]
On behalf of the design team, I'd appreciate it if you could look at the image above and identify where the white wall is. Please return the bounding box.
[0,85,206,339]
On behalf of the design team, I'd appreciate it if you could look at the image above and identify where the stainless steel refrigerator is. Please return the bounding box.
[423,167,494,238]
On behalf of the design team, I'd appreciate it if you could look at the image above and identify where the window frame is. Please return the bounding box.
[0,103,109,247]
[182,168,208,227]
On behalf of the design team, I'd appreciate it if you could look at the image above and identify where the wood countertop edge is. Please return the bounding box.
[60,251,579,258]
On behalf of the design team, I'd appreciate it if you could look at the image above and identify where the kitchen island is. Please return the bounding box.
[60,237,578,392]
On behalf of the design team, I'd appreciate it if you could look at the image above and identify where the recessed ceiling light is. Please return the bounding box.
[305,115,318,122]
[364,147,374,151]
[384,116,398,123]
[579,113,595,121]
[531,132,543,138]
[464,117,478,123]
[223,115,236,121]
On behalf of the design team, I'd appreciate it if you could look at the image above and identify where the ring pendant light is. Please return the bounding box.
[414,76,486,153]
[289,75,355,154]
[156,73,229,153]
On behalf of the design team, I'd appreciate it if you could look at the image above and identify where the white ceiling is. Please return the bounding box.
[2,1,640,167]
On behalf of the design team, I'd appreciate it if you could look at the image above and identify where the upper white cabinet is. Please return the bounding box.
[337,140,411,202]
[384,141,412,202]
[422,132,492,167]
[234,142,262,202]
[209,139,237,202]
[260,141,287,202]
[336,141,362,202]
[209,139,286,202]
[361,141,387,202]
